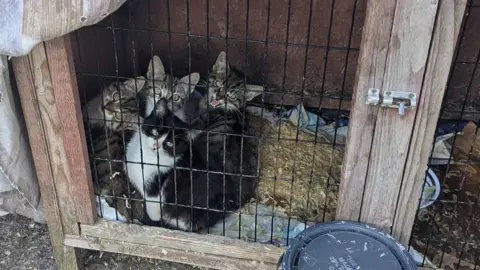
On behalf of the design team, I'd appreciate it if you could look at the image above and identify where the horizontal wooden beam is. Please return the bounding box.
[264,95,351,111]
[67,219,284,270]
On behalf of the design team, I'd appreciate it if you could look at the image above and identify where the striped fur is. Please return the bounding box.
[138,55,200,121]
[204,51,264,111]
[86,127,144,222]
[83,77,145,132]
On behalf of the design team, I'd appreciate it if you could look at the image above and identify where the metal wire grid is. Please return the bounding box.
[75,0,362,244]
[410,2,480,268]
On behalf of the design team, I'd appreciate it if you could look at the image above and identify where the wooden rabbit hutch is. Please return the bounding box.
[10,0,479,269]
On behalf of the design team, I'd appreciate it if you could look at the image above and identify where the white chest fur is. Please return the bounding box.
[125,130,177,222]
[125,131,175,193]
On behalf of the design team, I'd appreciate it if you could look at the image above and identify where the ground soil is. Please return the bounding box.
[0,214,203,270]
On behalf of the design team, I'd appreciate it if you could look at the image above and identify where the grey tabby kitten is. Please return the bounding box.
[83,78,146,222]
[139,55,200,122]
[87,127,144,223]
[176,51,264,229]
[204,51,264,111]
[83,77,146,132]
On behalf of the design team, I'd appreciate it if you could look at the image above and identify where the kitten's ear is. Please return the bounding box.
[244,84,264,102]
[124,76,146,92]
[212,51,229,74]
[178,73,200,95]
[146,55,166,80]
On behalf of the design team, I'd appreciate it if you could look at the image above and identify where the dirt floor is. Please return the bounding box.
[0,214,201,270]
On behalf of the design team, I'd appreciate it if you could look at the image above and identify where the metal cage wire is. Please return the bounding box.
[73,0,480,267]
[409,1,480,268]
[76,0,358,245]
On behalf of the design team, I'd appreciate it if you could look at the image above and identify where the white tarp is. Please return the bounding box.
[0,0,126,221]
[0,55,44,222]
[1,0,126,56]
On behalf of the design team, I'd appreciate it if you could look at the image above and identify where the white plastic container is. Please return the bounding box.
[420,168,441,209]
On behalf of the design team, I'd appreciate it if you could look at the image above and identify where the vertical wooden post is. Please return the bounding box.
[336,0,398,221]
[337,0,466,246]
[393,0,467,244]
[13,43,84,269]
[44,35,96,225]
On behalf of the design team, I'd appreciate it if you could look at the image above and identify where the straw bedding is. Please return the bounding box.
[249,116,344,222]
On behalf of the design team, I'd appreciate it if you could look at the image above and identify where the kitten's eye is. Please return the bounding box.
[166,141,173,147]
[215,81,222,87]
[114,112,122,119]
[226,92,237,100]
[112,93,120,101]
[172,94,180,102]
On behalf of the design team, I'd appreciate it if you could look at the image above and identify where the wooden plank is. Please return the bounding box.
[393,0,467,245]
[12,43,82,270]
[72,219,284,270]
[360,0,438,229]
[336,0,398,220]
[44,35,96,224]
[263,95,352,110]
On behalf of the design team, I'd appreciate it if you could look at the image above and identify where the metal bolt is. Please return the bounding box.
[408,93,414,99]
[399,102,405,116]
[385,91,391,96]
[371,89,377,94]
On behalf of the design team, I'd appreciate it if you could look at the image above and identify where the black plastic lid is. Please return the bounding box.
[280,221,417,270]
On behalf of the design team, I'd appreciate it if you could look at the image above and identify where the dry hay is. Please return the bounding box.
[250,116,343,222]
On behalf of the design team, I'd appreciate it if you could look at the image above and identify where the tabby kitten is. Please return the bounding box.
[186,51,264,222]
[83,77,146,132]
[87,127,144,222]
[138,55,200,122]
[203,51,264,111]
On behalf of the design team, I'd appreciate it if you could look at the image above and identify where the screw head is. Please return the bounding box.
[371,89,377,94]
[408,93,414,99]
[385,91,391,96]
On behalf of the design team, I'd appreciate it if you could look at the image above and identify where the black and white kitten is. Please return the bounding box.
[126,99,243,231]
[124,100,188,225]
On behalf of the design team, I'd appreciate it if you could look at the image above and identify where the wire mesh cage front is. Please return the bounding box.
[71,0,480,267]
[74,0,361,246]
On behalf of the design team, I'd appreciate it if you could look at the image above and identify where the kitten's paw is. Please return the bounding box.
[145,201,162,221]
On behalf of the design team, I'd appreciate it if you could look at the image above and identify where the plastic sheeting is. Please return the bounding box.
[1,0,126,56]
[0,0,126,221]
[0,55,45,222]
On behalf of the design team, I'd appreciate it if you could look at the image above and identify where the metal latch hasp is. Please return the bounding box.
[366,88,416,116]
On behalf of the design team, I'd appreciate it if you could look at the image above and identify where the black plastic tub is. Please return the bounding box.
[279,221,418,270]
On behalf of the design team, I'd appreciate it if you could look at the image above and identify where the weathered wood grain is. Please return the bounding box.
[336,0,397,220]
[360,0,438,229]
[45,35,96,224]
[393,0,467,245]
[69,219,284,270]
[12,43,82,270]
